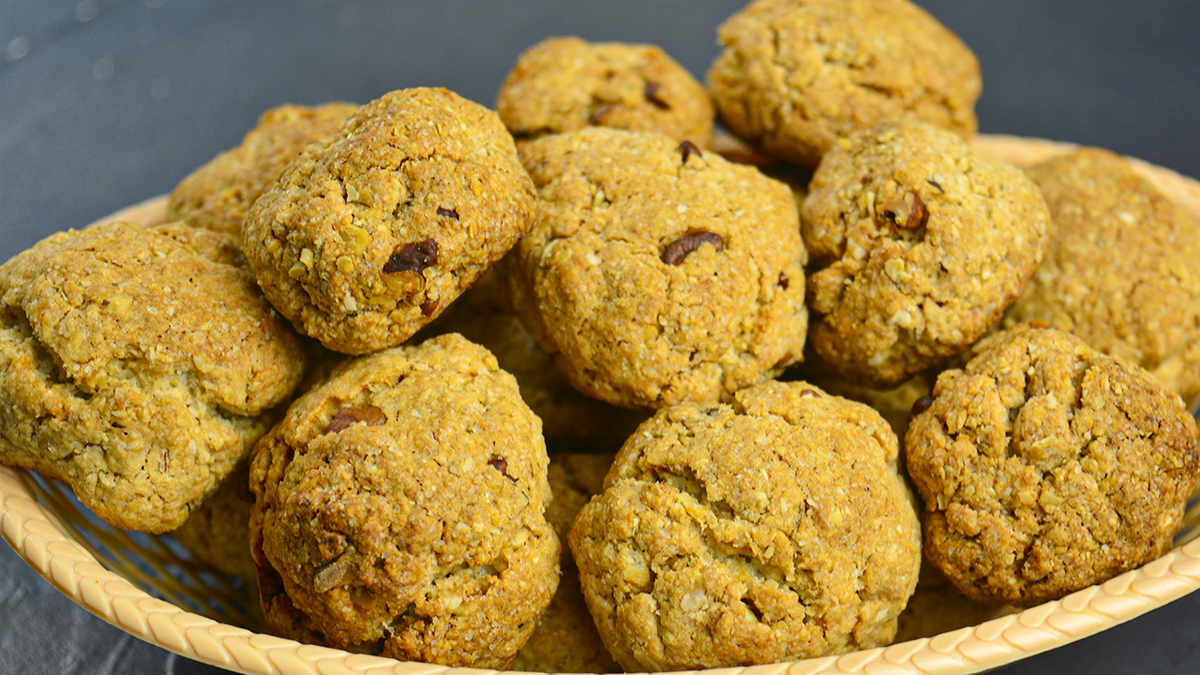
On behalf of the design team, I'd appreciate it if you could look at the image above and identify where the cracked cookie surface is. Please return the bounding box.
[505,127,808,410]
[568,381,921,670]
[243,87,536,354]
[905,325,1200,606]
[707,0,981,167]
[0,221,304,532]
[802,120,1050,386]
[249,334,558,668]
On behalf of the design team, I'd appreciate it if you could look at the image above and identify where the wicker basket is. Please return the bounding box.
[3,134,1200,675]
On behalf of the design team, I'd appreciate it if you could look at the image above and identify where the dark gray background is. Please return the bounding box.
[2,1,1199,673]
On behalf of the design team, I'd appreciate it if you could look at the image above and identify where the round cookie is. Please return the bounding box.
[906,325,1200,606]
[707,0,981,168]
[167,102,357,238]
[569,381,922,671]
[802,120,1050,386]
[248,334,559,668]
[0,221,305,533]
[497,36,714,147]
[242,87,537,354]
[505,127,809,410]
[1006,147,1200,405]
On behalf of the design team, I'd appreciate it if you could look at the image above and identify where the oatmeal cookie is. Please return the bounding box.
[1006,147,1200,404]
[167,102,357,237]
[906,325,1200,606]
[243,87,537,354]
[497,36,714,148]
[707,0,981,167]
[249,334,559,668]
[0,221,304,533]
[505,127,808,410]
[569,381,921,671]
[802,120,1050,386]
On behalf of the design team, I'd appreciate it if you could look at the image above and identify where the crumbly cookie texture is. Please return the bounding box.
[425,271,646,449]
[243,87,537,354]
[505,127,808,410]
[906,325,1200,606]
[497,36,714,148]
[249,334,559,668]
[569,381,921,671]
[707,0,981,167]
[802,120,1050,386]
[167,102,357,238]
[1006,147,1200,405]
[0,221,304,533]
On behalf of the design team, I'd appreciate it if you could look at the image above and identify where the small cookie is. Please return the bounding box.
[802,120,1050,386]
[167,102,357,237]
[0,221,304,533]
[497,36,714,147]
[1006,147,1200,404]
[707,0,981,167]
[569,381,921,671]
[506,127,808,409]
[249,334,558,668]
[906,325,1200,606]
[243,88,537,354]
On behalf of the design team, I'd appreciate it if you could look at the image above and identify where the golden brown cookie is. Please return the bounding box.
[1006,147,1200,405]
[802,120,1050,386]
[707,0,981,167]
[242,88,537,354]
[0,221,304,533]
[170,460,257,584]
[569,381,921,671]
[497,36,714,148]
[249,334,558,668]
[906,325,1200,606]
[505,128,808,410]
[167,102,357,237]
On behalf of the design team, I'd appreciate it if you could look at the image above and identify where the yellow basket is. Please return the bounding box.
[4,134,1200,675]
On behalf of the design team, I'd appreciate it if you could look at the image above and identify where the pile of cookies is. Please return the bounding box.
[2,0,1199,672]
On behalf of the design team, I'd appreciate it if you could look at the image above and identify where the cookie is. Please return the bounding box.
[784,361,934,441]
[167,102,357,237]
[497,36,714,148]
[905,325,1200,606]
[505,127,808,409]
[1006,147,1200,405]
[248,334,559,668]
[242,87,537,354]
[169,459,257,583]
[569,381,921,670]
[802,120,1050,386]
[707,0,981,167]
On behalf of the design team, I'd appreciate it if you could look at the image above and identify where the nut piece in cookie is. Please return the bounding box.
[802,120,1050,386]
[249,334,559,668]
[707,0,981,167]
[506,127,809,410]
[497,36,714,148]
[243,88,537,354]
[569,381,922,671]
[1006,147,1200,405]
[0,221,305,533]
[167,102,358,238]
[906,325,1200,606]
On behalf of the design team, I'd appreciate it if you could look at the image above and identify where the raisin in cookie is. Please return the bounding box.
[707,0,981,167]
[569,381,921,671]
[906,325,1200,606]
[0,221,304,533]
[243,88,537,354]
[497,36,714,148]
[167,102,357,238]
[803,120,1050,386]
[249,334,558,668]
[505,127,808,410]
[1006,147,1200,405]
